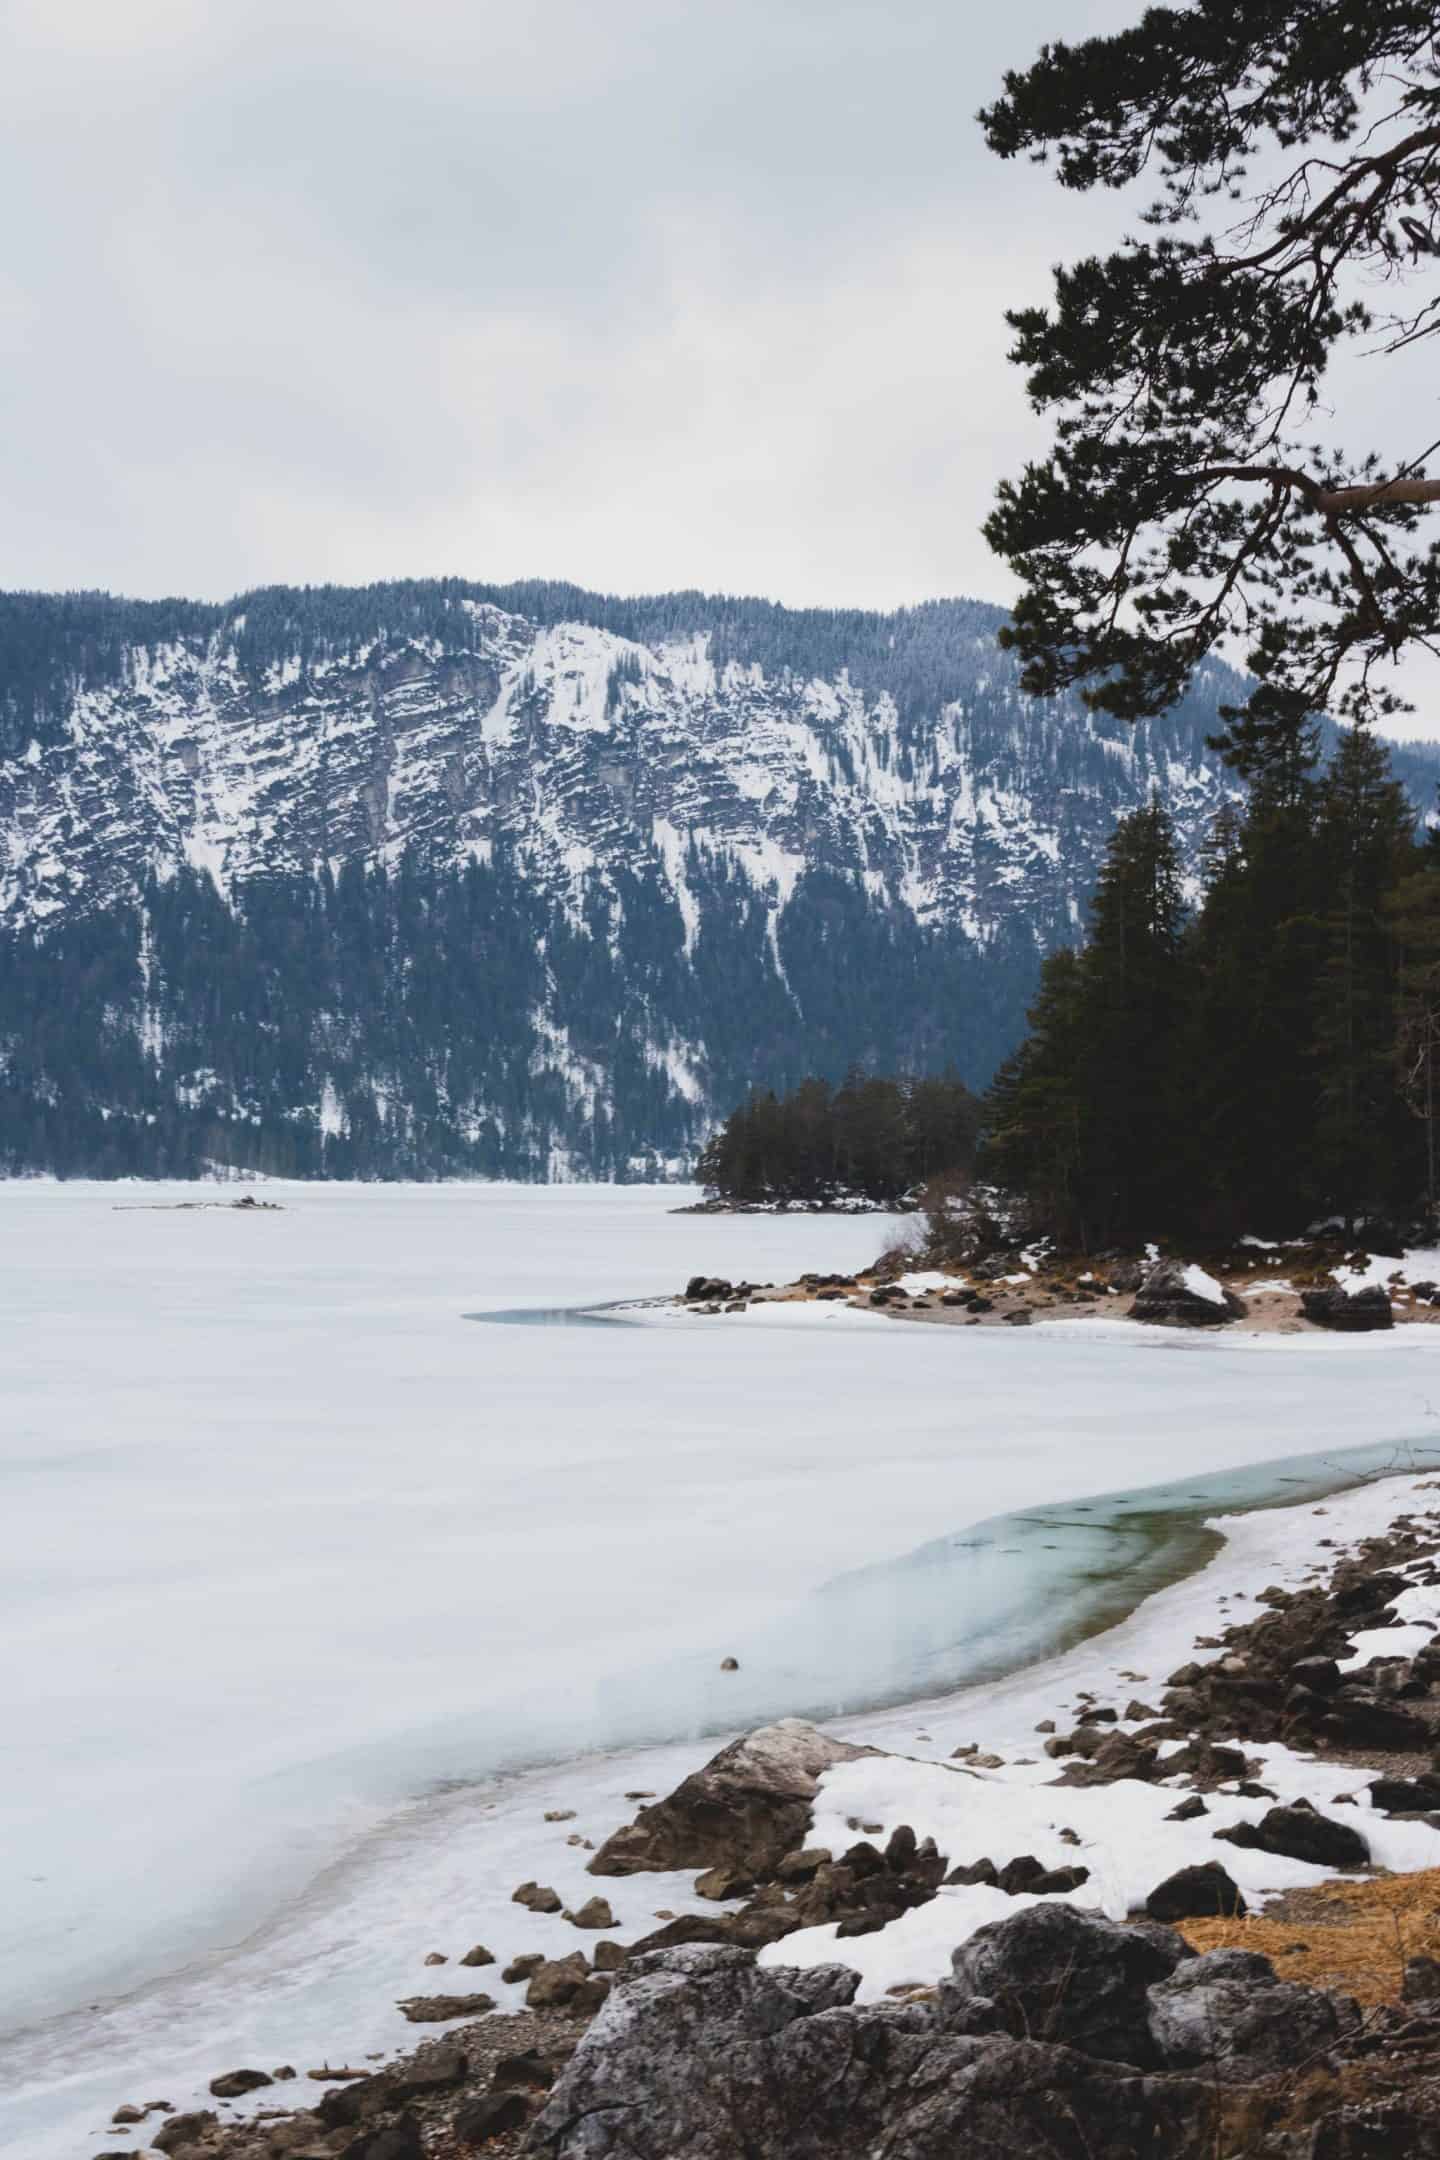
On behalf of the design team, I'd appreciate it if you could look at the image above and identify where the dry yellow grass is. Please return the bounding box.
[1178,1868,1440,2006]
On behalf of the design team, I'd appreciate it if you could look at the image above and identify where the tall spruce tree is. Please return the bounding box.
[1311,728,1417,1224]
[982,725,1436,1246]
[1195,717,1326,1230]
[1077,799,1188,1241]
[1389,828,1440,1227]
[983,947,1090,1244]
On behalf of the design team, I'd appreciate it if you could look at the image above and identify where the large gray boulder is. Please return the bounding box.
[939,1903,1190,2067]
[1130,1261,1244,1327]
[1147,1948,1359,2080]
[587,1719,875,1878]
[527,1943,1217,2160]
[1300,1284,1394,1332]
[528,1910,1384,2159]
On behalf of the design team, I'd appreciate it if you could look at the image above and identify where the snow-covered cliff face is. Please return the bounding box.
[2,583,1435,1180]
[2,593,1244,942]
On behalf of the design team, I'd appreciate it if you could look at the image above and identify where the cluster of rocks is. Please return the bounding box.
[796,1272,858,1299]
[526,1903,1440,2158]
[681,1276,761,1314]
[861,1236,1414,1334]
[869,1283,998,1315]
[394,1893,626,2030]
[1127,1258,1395,1331]
[107,2013,591,2159]
[1148,1517,1440,1764]
[99,1510,1440,2159]
[677,1246,1408,1335]
[584,1649,1401,1952]
[628,1824,949,1957]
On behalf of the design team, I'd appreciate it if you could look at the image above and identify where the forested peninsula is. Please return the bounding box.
[703,721,1440,1253]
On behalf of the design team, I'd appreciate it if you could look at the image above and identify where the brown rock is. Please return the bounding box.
[493,2047,558,2089]
[388,2047,469,2104]
[458,1944,494,1967]
[152,2114,218,2154]
[565,1896,615,1930]
[587,1718,875,1879]
[694,1865,751,1900]
[455,2090,531,2142]
[1162,1739,1250,1787]
[1054,1732,1160,1787]
[395,1991,496,2022]
[208,2068,273,2098]
[512,1881,563,1913]
[526,1954,609,2014]
[774,1846,831,1883]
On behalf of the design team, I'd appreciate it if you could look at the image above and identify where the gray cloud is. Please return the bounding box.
[2,0,1436,729]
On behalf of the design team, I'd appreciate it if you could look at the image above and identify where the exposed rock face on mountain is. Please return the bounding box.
[3,581,1437,1176]
[0,585,1251,939]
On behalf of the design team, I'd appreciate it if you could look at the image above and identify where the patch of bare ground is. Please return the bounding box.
[1180,1867,1440,2007]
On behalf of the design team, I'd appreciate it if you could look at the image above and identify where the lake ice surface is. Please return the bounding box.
[7,1180,1440,2155]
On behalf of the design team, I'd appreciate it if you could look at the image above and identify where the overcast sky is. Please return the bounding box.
[4,0,1438,730]
[0,0,1151,609]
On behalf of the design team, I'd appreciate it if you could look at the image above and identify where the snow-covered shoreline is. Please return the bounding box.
[762,1468,1440,1998]
[13,1187,1440,2156]
[650,1234,1440,1338]
[24,1462,1440,2160]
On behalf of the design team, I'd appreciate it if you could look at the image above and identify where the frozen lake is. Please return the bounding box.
[7,1181,1440,2153]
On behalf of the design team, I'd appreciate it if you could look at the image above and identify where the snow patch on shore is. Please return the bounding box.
[1339,1576,1440,1673]
[761,1470,1440,2000]
[764,1737,1440,2002]
[14,1462,1440,2159]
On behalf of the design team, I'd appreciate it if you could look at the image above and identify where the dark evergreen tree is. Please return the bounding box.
[1074,799,1188,1240]
[982,948,1089,1243]
[698,1072,978,1207]
[1388,832,1440,1227]
[982,1,1440,736]
[1311,728,1417,1224]
[981,726,1434,1244]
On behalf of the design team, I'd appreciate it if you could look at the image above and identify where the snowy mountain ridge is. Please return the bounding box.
[2,581,1437,1179]
[1,587,1275,943]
